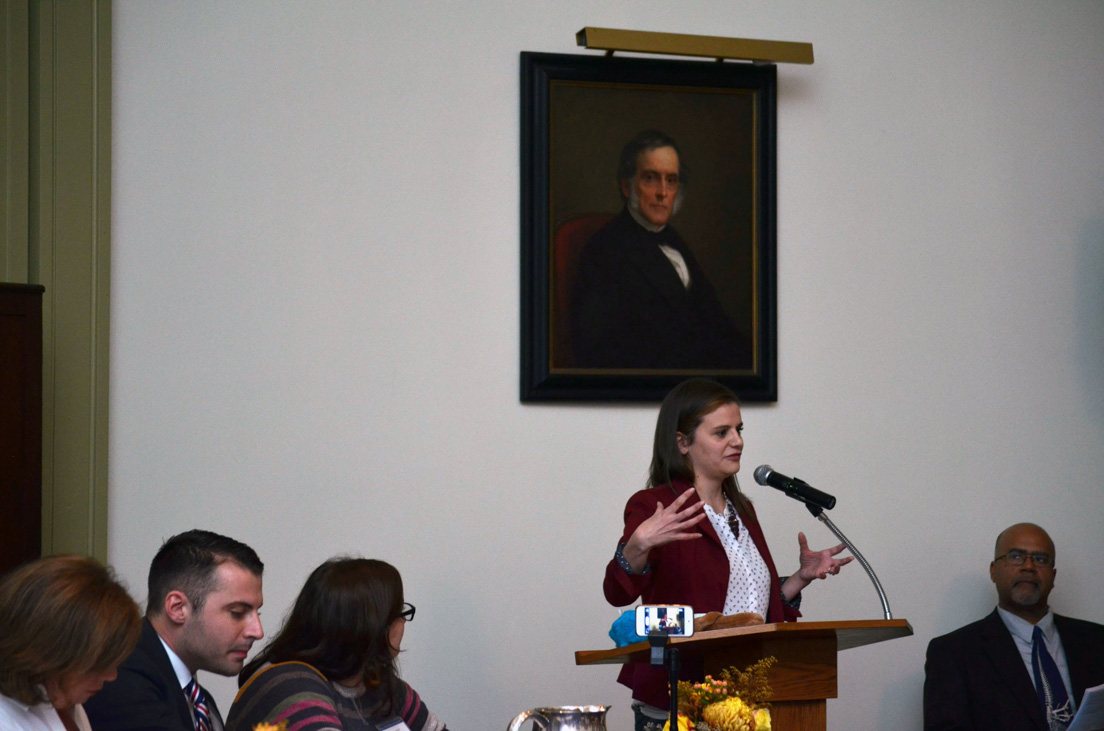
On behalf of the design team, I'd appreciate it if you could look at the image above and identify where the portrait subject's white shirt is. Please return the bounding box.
[658,245,691,289]
[627,203,692,289]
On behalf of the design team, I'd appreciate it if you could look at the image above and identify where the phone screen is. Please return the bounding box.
[635,605,693,637]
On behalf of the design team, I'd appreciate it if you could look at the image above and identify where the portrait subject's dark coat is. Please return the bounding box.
[569,208,751,370]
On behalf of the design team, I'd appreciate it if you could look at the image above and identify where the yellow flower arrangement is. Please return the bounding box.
[669,657,776,731]
[702,696,773,731]
[252,723,288,731]
[661,713,692,731]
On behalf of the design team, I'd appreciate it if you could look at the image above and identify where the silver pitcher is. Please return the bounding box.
[507,705,609,731]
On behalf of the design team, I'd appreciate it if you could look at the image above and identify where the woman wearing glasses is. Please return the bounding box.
[226,557,446,731]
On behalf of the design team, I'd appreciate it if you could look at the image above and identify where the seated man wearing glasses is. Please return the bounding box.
[923,523,1104,731]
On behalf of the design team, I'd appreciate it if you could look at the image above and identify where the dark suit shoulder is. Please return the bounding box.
[1055,613,1104,702]
[928,610,1003,647]
[576,210,642,264]
[929,611,1104,647]
[1054,613,1104,637]
[578,209,687,256]
[84,619,196,731]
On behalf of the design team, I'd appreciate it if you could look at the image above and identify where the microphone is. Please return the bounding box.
[755,465,893,619]
[753,465,837,511]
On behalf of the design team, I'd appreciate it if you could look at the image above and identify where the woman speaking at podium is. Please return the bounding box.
[603,378,851,731]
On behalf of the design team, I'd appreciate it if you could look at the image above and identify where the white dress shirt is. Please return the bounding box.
[626,203,692,289]
[0,692,92,731]
[158,636,224,731]
[703,501,771,618]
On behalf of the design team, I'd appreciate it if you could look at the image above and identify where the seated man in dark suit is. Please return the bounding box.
[84,530,264,730]
[569,129,752,370]
[924,523,1104,731]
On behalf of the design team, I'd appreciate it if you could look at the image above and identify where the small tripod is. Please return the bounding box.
[648,631,680,730]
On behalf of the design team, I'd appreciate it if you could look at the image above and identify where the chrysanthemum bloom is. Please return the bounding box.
[702,697,753,731]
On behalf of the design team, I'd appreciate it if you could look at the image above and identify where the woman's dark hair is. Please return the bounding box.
[648,378,752,518]
[0,555,142,705]
[239,557,404,715]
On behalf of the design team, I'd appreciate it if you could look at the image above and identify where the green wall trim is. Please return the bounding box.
[2,0,30,281]
[25,0,112,562]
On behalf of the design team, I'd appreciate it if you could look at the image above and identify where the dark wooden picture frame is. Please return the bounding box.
[520,51,777,402]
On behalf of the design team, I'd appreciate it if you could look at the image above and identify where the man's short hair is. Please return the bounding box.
[616,129,688,200]
[146,529,263,616]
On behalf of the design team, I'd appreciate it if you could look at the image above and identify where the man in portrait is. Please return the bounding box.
[568,129,752,371]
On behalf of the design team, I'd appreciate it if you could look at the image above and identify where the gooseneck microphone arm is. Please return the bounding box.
[807,503,893,620]
[754,464,893,620]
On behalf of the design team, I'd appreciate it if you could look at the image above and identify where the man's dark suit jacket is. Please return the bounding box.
[924,608,1104,730]
[569,208,752,370]
[84,617,222,730]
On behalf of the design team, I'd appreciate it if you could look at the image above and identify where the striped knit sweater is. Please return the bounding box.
[226,661,447,731]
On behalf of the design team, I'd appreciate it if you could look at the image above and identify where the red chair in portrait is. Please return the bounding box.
[551,213,613,368]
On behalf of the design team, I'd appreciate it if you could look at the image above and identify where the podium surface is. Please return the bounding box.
[576,619,912,730]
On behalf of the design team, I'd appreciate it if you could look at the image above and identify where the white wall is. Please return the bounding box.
[109,2,1104,729]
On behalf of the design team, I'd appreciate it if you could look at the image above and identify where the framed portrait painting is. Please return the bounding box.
[520,51,777,402]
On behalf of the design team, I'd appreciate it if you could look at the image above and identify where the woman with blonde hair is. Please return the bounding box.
[0,555,142,731]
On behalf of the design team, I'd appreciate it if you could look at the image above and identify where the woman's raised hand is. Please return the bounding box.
[621,489,706,571]
[795,531,853,582]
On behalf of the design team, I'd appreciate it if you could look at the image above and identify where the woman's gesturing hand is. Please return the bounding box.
[781,532,854,601]
[621,489,706,572]
[795,531,853,582]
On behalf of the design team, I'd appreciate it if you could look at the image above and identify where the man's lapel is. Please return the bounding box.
[624,239,688,307]
[979,610,1047,729]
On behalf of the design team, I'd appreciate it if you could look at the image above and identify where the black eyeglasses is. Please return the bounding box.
[995,550,1053,568]
[399,602,416,621]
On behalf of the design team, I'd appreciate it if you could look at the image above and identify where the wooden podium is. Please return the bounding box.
[576,619,912,730]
